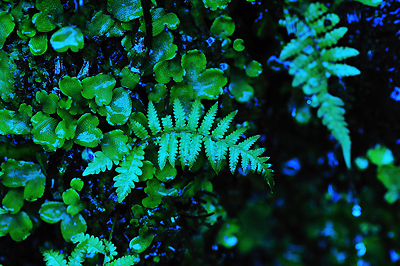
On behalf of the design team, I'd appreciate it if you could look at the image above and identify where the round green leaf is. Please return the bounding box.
[50,26,84,53]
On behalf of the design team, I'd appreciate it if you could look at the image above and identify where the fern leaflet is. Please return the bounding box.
[113,147,145,203]
[82,151,113,176]
[43,250,68,266]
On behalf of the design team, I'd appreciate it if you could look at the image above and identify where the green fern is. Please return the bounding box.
[41,233,139,266]
[131,99,273,181]
[279,2,360,169]
[83,99,273,203]
[82,151,113,176]
[113,147,145,203]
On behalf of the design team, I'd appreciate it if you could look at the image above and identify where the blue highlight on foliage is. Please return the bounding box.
[357,259,371,266]
[390,250,400,262]
[356,242,366,257]
[327,152,338,167]
[352,204,362,217]
[336,252,346,263]
[347,10,360,24]
[390,87,400,101]
[328,185,341,202]
[282,158,301,176]
[321,221,336,238]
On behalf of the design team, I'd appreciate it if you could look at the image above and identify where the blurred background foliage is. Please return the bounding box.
[1,0,400,265]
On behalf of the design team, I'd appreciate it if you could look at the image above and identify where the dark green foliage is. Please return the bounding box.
[2,0,400,265]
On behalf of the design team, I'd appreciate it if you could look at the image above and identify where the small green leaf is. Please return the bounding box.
[0,212,33,241]
[74,113,103,148]
[28,33,48,56]
[210,15,235,38]
[107,0,143,22]
[245,60,263,77]
[233,39,245,52]
[35,90,59,114]
[367,144,394,167]
[101,130,130,161]
[39,201,67,224]
[50,26,84,52]
[202,0,231,11]
[0,159,46,202]
[129,227,155,253]
[102,87,132,126]
[70,178,84,191]
[82,74,116,106]
[0,12,15,49]
[2,189,24,214]
[31,111,65,151]
[60,213,87,242]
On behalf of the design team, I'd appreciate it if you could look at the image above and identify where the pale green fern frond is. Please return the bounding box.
[279,2,360,169]
[132,99,273,182]
[113,146,145,203]
[42,233,139,266]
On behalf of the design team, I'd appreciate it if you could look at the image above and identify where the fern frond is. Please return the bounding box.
[82,151,113,176]
[113,146,145,202]
[105,255,139,266]
[138,99,272,179]
[72,233,105,255]
[279,2,358,168]
[42,249,68,266]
